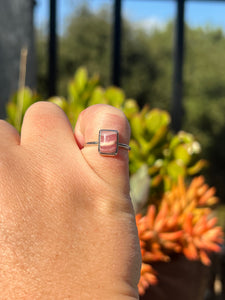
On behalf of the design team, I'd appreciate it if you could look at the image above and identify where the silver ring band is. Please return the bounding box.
[85,129,130,156]
[85,141,131,150]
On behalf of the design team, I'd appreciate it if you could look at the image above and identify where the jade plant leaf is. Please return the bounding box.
[167,160,186,180]
[145,109,170,134]
[89,87,106,106]
[173,144,191,165]
[187,159,208,175]
[104,87,125,108]
[123,99,139,119]
[74,67,88,94]
[49,96,68,111]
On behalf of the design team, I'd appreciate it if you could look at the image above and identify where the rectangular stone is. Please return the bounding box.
[98,129,118,156]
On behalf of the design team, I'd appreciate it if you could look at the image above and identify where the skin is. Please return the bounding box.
[0,102,141,299]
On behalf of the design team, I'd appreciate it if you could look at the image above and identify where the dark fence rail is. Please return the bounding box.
[172,0,185,132]
[49,0,57,97]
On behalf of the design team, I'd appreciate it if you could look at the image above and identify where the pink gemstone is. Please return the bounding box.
[99,130,118,155]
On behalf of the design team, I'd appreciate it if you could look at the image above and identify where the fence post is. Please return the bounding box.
[171,0,185,132]
[112,0,122,87]
[48,0,57,97]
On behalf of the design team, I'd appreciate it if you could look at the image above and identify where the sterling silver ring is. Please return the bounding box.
[85,129,131,156]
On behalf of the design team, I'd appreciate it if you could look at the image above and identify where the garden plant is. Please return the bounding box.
[6,67,224,296]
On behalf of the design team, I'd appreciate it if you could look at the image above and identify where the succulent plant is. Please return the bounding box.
[6,68,205,192]
[5,67,224,296]
[128,106,208,203]
[136,176,223,295]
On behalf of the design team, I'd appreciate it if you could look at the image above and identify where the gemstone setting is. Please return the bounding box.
[98,129,119,156]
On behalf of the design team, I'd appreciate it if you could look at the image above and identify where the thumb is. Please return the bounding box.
[74,104,131,194]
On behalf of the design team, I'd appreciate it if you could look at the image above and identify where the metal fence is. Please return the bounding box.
[47,0,225,131]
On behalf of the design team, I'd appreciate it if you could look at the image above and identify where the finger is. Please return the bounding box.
[0,120,20,148]
[74,104,131,194]
[20,102,78,152]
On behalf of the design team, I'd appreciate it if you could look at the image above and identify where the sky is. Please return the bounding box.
[34,0,225,33]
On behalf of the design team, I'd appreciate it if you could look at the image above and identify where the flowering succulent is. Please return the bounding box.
[136,176,223,295]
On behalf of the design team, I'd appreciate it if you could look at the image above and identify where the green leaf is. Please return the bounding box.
[170,131,195,150]
[138,137,152,156]
[129,139,142,161]
[177,131,194,144]
[169,135,181,150]
[18,88,35,114]
[49,97,68,112]
[167,160,186,180]
[173,144,191,165]
[74,67,88,93]
[104,87,125,107]
[130,114,144,140]
[147,155,158,168]
[187,159,208,175]
[89,87,106,105]
[145,109,170,134]
[68,80,79,105]
[148,125,168,151]
[123,99,139,119]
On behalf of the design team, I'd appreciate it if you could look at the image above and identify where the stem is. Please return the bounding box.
[16,47,28,131]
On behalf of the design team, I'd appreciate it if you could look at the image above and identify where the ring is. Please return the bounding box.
[85,129,131,156]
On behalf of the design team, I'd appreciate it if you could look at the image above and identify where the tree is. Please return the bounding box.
[59,5,111,95]
[36,5,171,108]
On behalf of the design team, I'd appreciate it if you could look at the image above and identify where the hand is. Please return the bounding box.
[0,102,141,299]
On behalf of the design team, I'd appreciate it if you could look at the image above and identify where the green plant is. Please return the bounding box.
[6,67,223,296]
[7,68,206,200]
[128,106,207,206]
[6,87,40,132]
